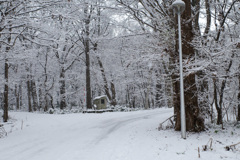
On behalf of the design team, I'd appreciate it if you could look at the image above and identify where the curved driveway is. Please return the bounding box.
[0,108,172,160]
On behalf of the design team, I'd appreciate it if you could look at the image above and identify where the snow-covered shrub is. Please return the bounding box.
[47,108,83,114]
[48,108,54,114]
[111,105,140,112]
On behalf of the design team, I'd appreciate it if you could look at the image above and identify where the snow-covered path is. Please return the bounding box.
[0,108,172,160]
[1,108,240,160]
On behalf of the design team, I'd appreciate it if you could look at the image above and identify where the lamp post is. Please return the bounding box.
[172,0,186,139]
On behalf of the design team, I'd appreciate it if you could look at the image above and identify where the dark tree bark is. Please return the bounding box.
[43,95,49,112]
[31,80,38,111]
[19,83,23,109]
[238,106,240,121]
[204,0,211,37]
[175,73,204,132]
[3,33,11,122]
[238,80,240,120]
[238,43,240,121]
[3,58,9,122]
[213,78,222,124]
[15,84,19,110]
[215,1,237,42]
[15,83,23,110]
[29,64,38,111]
[38,86,43,110]
[59,66,67,110]
[110,81,117,106]
[27,74,32,112]
[84,3,92,109]
[48,93,54,109]
[174,0,205,132]
[155,81,162,107]
[155,66,163,107]
[85,25,92,109]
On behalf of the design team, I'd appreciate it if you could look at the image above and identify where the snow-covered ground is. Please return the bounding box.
[0,108,240,160]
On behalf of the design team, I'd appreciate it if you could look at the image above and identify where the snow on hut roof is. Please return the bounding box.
[93,95,109,102]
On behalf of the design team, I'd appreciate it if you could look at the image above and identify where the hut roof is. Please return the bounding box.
[93,95,109,102]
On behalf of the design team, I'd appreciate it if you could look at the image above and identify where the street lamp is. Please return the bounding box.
[172,0,186,139]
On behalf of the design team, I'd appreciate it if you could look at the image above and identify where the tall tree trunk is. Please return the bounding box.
[3,58,9,122]
[84,3,92,109]
[3,33,11,122]
[31,80,38,111]
[15,83,22,110]
[19,83,23,109]
[192,0,200,34]
[43,95,48,112]
[29,64,38,111]
[38,85,43,110]
[144,69,153,109]
[42,52,49,111]
[144,91,149,109]
[15,84,19,110]
[47,93,54,109]
[238,44,240,121]
[238,105,240,121]
[27,75,32,112]
[204,0,211,37]
[213,78,222,124]
[155,65,162,107]
[59,67,66,110]
[174,0,204,132]
[238,77,240,120]
[155,81,162,107]
[110,81,117,106]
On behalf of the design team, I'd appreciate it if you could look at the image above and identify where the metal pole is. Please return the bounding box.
[177,7,186,139]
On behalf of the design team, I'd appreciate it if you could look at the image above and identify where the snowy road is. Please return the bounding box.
[0,108,172,160]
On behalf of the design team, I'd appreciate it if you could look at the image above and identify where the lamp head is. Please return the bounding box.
[172,0,185,14]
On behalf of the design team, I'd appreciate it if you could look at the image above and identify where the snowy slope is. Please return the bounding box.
[0,108,240,160]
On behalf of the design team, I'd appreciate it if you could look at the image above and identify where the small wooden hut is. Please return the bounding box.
[93,95,109,110]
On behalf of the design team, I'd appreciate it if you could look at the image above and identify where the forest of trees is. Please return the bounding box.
[0,0,239,132]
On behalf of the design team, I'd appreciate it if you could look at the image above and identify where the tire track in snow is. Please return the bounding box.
[93,110,171,144]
